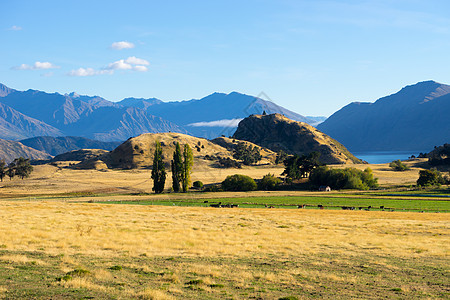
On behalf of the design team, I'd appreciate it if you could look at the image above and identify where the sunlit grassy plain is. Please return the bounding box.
[0,159,449,299]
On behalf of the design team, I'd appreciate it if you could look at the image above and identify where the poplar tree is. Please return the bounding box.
[181,144,194,192]
[171,142,183,192]
[151,141,166,193]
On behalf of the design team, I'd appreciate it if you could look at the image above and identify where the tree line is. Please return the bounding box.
[151,141,194,194]
[0,157,34,182]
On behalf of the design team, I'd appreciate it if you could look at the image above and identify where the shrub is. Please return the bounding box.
[233,142,262,165]
[389,160,410,171]
[193,180,204,189]
[417,169,445,187]
[218,157,242,168]
[258,173,282,190]
[65,269,90,277]
[204,184,223,192]
[309,166,378,190]
[222,174,257,191]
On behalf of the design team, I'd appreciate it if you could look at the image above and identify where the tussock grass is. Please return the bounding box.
[0,201,448,299]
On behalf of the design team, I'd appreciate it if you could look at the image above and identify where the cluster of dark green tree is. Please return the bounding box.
[416,169,448,187]
[221,173,281,192]
[428,143,450,166]
[0,157,33,181]
[151,141,193,194]
[233,142,262,165]
[389,160,410,171]
[309,166,378,190]
[282,152,321,180]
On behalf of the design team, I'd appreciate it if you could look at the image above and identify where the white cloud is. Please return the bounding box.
[106,59,133,70]
[111,41,135,50]
[68,68,112,77]
[133,65,148,72]
[9,25,22,31]
[125,56,149,65]
[188,119,243,128]
[104,57,149,71]
[68,56,149,76]
[13,61,59,70]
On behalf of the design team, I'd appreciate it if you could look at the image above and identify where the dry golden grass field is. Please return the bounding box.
[0,159,449,299]
[0,201,449,299]
[0,159,429,198]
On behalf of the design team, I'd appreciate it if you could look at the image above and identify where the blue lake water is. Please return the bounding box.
[353,151,426,164]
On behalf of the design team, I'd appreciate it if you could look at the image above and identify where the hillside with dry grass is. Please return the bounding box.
[233,113,362,164]
[0,138,52,162]
[75,132,276,170]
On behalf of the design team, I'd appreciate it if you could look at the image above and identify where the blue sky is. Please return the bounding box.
[2,0,450,116]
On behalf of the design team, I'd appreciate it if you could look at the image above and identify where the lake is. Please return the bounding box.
[353,151,426,164]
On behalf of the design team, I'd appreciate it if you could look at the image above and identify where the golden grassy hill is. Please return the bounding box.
[51,149,109,163]
[233,113,362,164]
[79,133,232,169]
[211,136,277,164]
[75,133,278,170]
[0,138,51,162]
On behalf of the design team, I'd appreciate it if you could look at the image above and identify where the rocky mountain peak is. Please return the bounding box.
[233,114,362,164]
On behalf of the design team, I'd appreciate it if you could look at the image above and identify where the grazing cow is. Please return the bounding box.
[210,202,222,208]
[318,205,324,210]
[204,200,209,203]
[223,203,239,208]
[298,204,305,209]
[380,206,384,210]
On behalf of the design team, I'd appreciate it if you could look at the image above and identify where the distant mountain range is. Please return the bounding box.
[0,85,185,141]
[0,83,319,142]
[19,136,121,156]
[119,92,317,138]
[318,81,450,152]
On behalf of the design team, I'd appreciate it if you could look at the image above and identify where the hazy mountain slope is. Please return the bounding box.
[120,92,315,139]
[0,138,52,163]
[63,106,187,141]
[0,102,63,140]
[0,89,94,127]
[306,116,327,126]
[0,83,15,97]
[317,81,450,151]
[233,113,362,164]
[117,97,163,109]
[0,84,187,142]
[65,92,118,107]
[20,136,121,156]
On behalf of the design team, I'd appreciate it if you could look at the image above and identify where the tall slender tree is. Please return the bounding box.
[171,142,183,192]
[181,144,194,192]
[0,160,6,182]
[151,141,166,193]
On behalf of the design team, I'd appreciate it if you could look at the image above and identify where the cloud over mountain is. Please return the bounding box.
[69,57,149,76]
